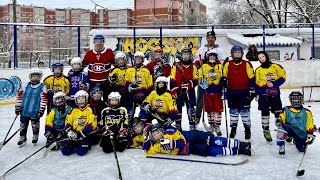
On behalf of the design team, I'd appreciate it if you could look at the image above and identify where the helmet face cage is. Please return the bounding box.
[75,96,88,108]
[115,56,127,68]
[231,46,244,59]
[29,72,42,84]
[289,92,304,108]
[51,63,64,76]
[207,52,218,64]
[90,89,103,101]
[53,95,66,107]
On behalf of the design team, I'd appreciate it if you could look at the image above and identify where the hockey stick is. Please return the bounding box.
[137,104,165,122]
[0,115,19,151]
[146,155,249,166]
[222,87,229,138]
[110,135,123,180]
[202,90,210,132]
[296,145,308,177]
[0,128,20,149]
[0,145,46,179]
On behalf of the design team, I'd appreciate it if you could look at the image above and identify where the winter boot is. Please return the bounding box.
[279,145,285,156]
[230,127,237,138]
[244,127,251,140]
[214,125,222,136]
[263,130,272,142]
[238,141,251,156]
[17,135,27,146]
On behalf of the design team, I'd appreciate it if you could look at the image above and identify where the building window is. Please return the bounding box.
[313,47,320,59]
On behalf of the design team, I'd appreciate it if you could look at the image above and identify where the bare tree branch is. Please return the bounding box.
[292,0,312,23]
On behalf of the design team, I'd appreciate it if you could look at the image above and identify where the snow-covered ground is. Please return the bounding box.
[0,89,319,180]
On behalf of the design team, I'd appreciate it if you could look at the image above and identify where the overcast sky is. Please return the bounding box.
[0,0,212,10]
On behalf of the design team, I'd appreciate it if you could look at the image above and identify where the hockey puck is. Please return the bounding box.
[308,105,312,107]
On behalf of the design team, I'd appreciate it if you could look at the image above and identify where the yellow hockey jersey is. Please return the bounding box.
[125,66,153,91]
[43,75,70,95]
[65,105,97,133]
[255,63,286,96]
[198,63,223,93]
[109,67,128,87]
[142,90,178,119]
[143,127,187,155]
[129,133,144,148]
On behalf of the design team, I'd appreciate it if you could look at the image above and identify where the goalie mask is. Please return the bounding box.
[108,91,121,108]
[75,90,89,108]
[155,76,168,95]
[289,91,304,108]
[90,86,103,101]
[29,68,43,85]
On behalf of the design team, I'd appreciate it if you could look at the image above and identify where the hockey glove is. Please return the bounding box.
[181,80,193,90]
[37,107,45,118]
[66,128,78,141]
[109,73,118,85]
[44,132,55,141]
[79,82,89,91]
[219,77,228,88]
[128,83,139,92]
[79,131,87,139]
[199,79,209,90]
[248,88,256,102]
[306,134,316,145]
[163,118,174,128]
[144,104,155,114]
[160,139,176,151]
[15,105,21,116]
[171,89,179,100]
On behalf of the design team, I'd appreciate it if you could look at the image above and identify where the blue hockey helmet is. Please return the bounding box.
[94,34,105,42]
[90,85,103,101]
[51,62,64,76]
[230,45,244,60]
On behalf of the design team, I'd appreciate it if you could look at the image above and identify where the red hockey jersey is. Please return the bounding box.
[82,48,115,83]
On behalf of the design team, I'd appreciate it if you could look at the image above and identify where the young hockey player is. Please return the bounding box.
[100,92,129,153]
[44,92,71,149]
[43,62,70,113]
[194,31,224,125]
[139,76,178,128]
[277,91,315,156]
[82,34,115,101]
[143,120,251,156]
[125,51,153,116]
[256,51,286,142]
[198,49,223,136]
[109,52,130,107]
[89,85,107,127]
[128,117,145,148]
[145,48,171,81]
[61,90,97,156]
[221,45,255,140]
[67,57,90,105]
[170,47,198,130]
[15,68,48,146]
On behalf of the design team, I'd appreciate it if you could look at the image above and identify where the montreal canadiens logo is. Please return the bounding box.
[92,63,105,72]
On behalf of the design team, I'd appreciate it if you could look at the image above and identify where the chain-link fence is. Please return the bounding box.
[0,23,320,68]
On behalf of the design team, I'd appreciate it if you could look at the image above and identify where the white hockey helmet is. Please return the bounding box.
[134,51,145,59]
[115,52,127,60]
[108,91,121,108]
[29,68,43,84]
[155,76,168,84]
[206,49,218,64]
[53,92,67,106]
[74,90,89,108]
[71,57,82,71]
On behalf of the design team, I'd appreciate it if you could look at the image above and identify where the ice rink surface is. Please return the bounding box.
[0,89,319,180]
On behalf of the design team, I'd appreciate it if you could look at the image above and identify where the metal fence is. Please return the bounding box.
[0,23,319,69]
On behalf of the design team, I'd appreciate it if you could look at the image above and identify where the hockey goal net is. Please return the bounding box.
[301,86,320,102]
